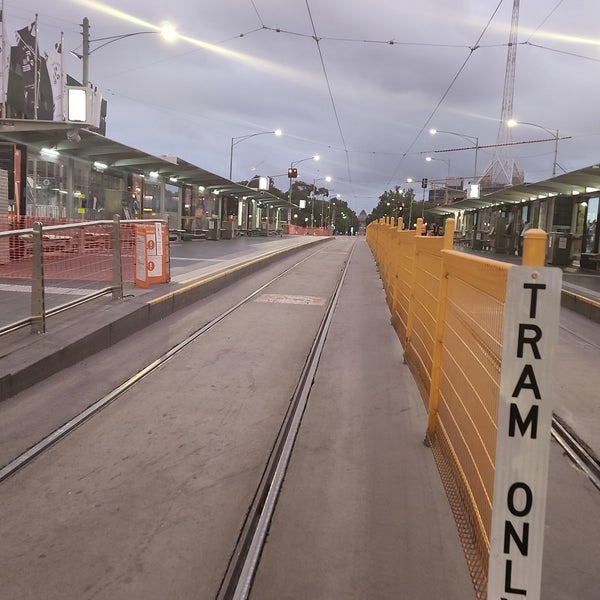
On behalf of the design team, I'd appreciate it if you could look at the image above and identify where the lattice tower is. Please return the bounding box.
[481,0,524,188]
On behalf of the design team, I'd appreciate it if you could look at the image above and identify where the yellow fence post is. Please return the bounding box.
[443,217,455,250]
[415,217,424,237]
[425,217,454,438]
[522,228,547,267]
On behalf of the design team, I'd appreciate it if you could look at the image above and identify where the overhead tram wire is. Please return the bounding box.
[525,0,567,43]
[524,41,600,64]
[304,0,355,198]
[384,0,505,190]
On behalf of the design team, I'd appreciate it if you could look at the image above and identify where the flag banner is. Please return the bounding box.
[46,38,63,120]
[14,22,36,117]
[0,9,10,105]
[10,20,52,119]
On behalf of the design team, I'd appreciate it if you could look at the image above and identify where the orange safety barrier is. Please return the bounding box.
[0,215,150,283]
[285,224,332,236]
[367,217,560,599]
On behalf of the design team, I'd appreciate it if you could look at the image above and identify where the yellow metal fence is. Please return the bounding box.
[367,217,546,598]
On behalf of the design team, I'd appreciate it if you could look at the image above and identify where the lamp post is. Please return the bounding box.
[76,17,178,87]
[405,178,415,229]
[507,119,560,177]
[429,128,479,180]
[287,155,320,224]
[229,129,282,180]
[312,175,331,229]
[426,156,451,206]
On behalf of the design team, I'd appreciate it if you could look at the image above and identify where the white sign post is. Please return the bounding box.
[488,266,562,599]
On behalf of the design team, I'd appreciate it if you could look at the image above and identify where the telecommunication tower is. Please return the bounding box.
[480,0,524,189]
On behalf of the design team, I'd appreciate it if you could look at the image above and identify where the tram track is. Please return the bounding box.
[216,241,354,600]
[0,239,356,599]
[0,244,332,485]
[551,415,600,491]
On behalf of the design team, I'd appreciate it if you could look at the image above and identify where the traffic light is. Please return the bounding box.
[421,178,428,188]
[288,167,298,178]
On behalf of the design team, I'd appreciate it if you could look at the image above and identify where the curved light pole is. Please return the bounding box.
[312,175,331,228]
[229,129,282,180]
[430,128,479,180]
[426,155,451,207]
[507,119,560,176]
[287,155,319,223]
[75,17,178,86]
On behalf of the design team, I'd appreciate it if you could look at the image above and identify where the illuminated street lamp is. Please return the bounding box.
[229,129,283,181]
[74,17,178,86]
[429,128,479,180]
[287,155,320,223]
[507,119,560,176]
[426,155,451,206]
[229,128,282,180]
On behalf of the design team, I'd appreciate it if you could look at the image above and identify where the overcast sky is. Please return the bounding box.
[3,0,600,214]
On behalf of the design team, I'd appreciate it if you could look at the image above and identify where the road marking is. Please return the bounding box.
[0,283,93,296]
[254,293,326,306]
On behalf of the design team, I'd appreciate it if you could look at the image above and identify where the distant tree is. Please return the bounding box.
[367,186,415,227]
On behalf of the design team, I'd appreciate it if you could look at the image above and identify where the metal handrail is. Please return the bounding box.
[0,217,167,336]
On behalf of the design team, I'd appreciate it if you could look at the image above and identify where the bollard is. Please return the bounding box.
[397,216,403,232]
[522,228,547,267]
[111,215,123,299]
[30,221,46,334]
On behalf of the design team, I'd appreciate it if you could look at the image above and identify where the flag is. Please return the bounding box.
[0,6,11,108]
[14,21,36,118]
[46,35,64,120]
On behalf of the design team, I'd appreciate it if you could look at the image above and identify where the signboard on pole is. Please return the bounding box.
[134,222,168,288]
[487,265,562,599]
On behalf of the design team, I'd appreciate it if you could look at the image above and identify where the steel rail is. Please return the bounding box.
[551,415,600,491]
[216,242,356,600]
[0,246,326,484]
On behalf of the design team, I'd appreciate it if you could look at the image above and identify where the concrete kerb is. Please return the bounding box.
[0,237,332,401]
[560,288,600,323]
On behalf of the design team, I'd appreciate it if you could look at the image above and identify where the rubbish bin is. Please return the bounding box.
[221,221,235,240]
[547,232,572,266]
[206,218,220,240]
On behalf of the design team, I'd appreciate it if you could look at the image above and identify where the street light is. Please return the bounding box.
[287,155,320,223]
[311,176,332,228]
[74,17,178,86]
[426,155,451,206]
[229,129,282,180]
[429,128,479,180]
[506,119,560,177]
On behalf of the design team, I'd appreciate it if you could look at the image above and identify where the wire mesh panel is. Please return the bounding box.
[404,236,446,402]
[0,217,136,285]
[0,218,163,332]
[388,230,417,347]
[428,250,509,597]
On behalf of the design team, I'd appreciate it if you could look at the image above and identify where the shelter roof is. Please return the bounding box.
[0,119,290,207]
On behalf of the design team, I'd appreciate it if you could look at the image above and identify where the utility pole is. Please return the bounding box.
[82,17,90,87]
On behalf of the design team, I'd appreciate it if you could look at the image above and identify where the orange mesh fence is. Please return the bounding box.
[367,217,513,597]
[0,217,166,332]
[1,216,136,283]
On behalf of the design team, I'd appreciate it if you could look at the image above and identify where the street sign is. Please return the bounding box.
[487,265,562,599]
